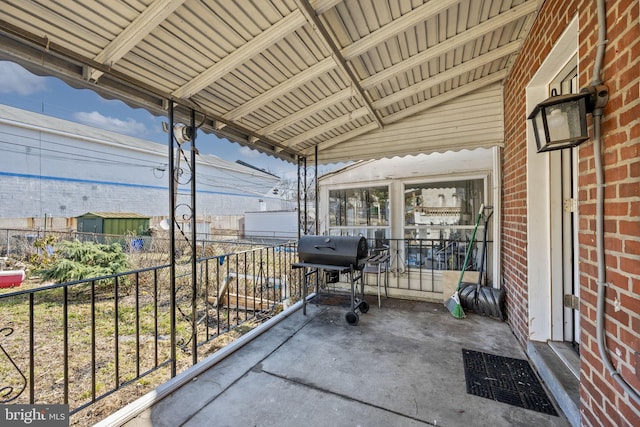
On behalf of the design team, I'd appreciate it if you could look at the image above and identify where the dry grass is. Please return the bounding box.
[0,241,300,426]
[1,278,276,426]
[71,320,262,426]
[0,239,299,426]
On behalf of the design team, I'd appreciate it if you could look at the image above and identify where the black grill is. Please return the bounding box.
[294,235,370,325]
[297,235,368,270]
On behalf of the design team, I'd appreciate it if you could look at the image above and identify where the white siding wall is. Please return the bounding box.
[0,105,281,219]
[316,83,504,164]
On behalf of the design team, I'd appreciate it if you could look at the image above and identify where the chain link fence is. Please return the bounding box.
[0,228,292,276]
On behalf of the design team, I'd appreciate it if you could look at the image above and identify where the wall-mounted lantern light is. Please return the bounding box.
[528,85,608,153]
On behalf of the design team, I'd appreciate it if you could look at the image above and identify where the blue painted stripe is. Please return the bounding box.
[0,171,276,199]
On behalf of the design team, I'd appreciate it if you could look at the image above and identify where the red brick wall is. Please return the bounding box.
[502,0,640,426]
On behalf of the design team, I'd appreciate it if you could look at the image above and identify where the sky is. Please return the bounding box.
[0,60,302,179]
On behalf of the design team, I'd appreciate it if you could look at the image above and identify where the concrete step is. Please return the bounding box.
[528,341,580,427]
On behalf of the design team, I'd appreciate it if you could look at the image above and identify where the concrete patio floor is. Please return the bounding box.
[103,297,570,427]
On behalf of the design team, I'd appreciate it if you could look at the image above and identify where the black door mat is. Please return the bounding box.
[462,349,558,416]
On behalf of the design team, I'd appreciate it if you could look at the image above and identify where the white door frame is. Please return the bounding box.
[525,17,578,342]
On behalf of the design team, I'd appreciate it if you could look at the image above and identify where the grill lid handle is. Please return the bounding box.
[314,237,335,250]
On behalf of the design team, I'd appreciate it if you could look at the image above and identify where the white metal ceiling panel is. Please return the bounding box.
[0,0,539,164]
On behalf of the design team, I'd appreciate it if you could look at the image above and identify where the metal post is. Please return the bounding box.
[303,156,308,235]
[168,101,177,378]
[189,109,197,365]
[315,146,319,235]
[296,156,303,304]
[297,157,302,239]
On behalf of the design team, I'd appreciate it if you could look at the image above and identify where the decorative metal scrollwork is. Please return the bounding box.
[171,118,197,262]
[174,202,195,264]
[167,105,199,366]
[0,327,27,403]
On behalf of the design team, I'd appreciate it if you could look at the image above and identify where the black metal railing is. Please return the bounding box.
[363,237,494,293]
[0,326,27,403]
[0,234,491,423]
[0,241,299,419]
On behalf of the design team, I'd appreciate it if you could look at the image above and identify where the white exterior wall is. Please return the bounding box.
[244,210,298,239]
[318,148,501,302]
[319,149,499,247]
[0,105,282,220]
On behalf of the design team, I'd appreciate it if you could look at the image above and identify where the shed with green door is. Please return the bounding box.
[76,212,150,235]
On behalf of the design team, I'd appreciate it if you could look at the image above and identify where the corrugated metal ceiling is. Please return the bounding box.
[0,0,538,164]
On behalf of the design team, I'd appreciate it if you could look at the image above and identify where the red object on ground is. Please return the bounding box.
[0,270,25,288]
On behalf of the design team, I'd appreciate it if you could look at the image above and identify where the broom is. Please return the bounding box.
[444,203,484,319]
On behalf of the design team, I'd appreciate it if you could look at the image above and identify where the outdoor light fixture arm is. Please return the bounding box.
[528,84,608,153]
[580,84,609,113]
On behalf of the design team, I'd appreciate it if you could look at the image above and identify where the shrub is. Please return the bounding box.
[35,240,130,283]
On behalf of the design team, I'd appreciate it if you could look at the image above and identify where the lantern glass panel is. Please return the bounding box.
[545,100,583,143]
